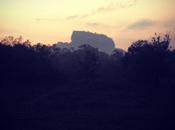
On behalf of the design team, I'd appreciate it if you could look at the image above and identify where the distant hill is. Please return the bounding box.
[55,31,116,54]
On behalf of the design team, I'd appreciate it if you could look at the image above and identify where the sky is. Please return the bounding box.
[1,0,175,50]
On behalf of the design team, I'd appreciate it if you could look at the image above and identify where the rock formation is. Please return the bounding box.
[55,31,116,54]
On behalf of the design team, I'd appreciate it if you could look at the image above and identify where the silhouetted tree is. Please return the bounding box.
[0,34,174,130]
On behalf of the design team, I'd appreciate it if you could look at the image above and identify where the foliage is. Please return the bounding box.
[0,35,174,130]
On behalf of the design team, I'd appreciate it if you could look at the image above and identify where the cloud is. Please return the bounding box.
[95,0,138,13]
[86,22,100,27]
[66,15,79,20]
[126,19,175,31]
[127,20,155,30]
[36,14,90,22]
[163,20,175,28]
[36,0,139,22]
[36,18,61,22]
[65,14,90,20]
[65,0,139,20]
[86,22,114,28]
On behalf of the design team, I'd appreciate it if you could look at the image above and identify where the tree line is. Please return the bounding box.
[0,35,175,130]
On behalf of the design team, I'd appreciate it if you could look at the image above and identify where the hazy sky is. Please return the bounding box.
[1,0,175,49]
